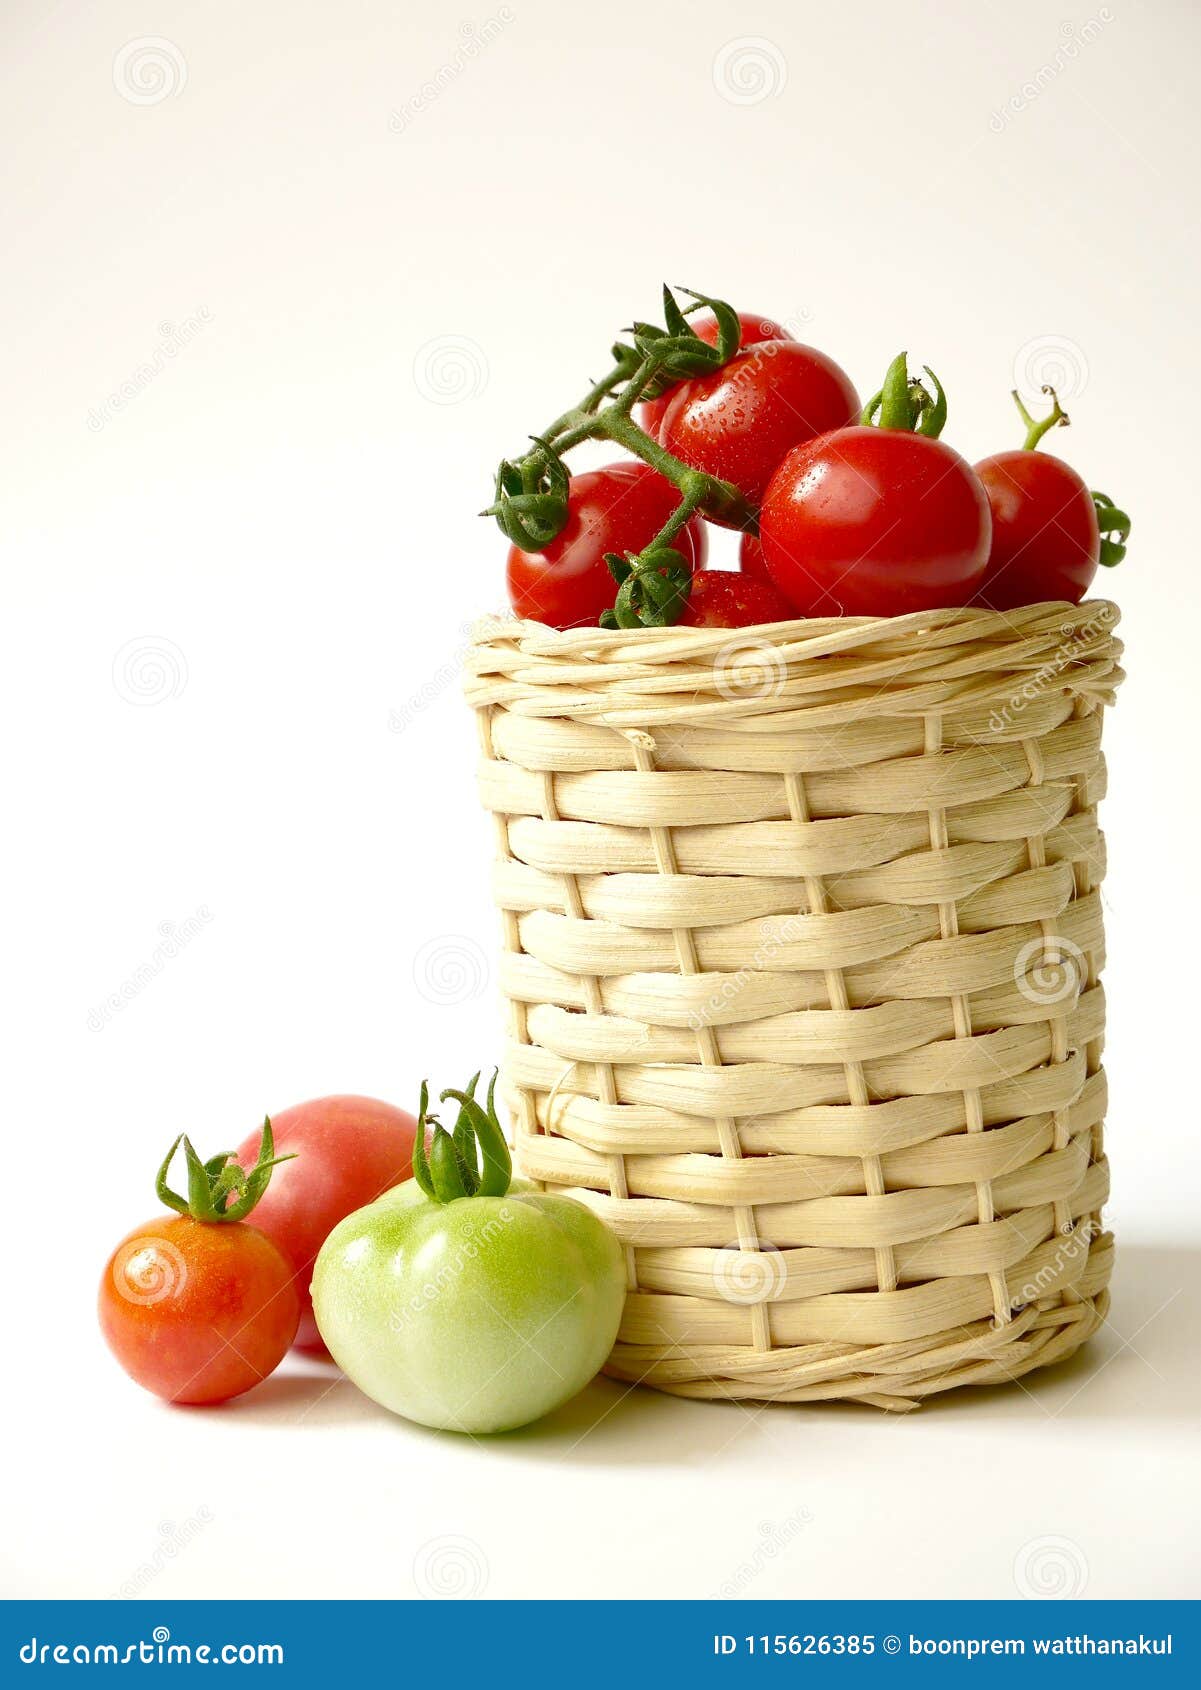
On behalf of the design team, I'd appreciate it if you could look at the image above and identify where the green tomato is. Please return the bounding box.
[312,1178,626,1434]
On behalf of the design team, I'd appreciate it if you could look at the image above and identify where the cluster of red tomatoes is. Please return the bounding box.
[505,308,1125,631]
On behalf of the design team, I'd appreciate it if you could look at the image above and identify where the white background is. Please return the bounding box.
[3,0,1199,1602]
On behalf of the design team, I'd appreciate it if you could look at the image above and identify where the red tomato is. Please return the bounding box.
[974,450,1100,609]
[760,428,991,617]
[506,461,707,629]
[638,310,793,437]
[235,1095,419,1351]
[738,532,771,583]
[658,342,861,523]
[99,1216,299,1405]
[680,570,796,628]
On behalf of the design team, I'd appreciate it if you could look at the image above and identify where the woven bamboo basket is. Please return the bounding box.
[464,600,1124,1410]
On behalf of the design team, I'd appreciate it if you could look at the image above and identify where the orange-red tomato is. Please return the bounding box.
[679,570,796,628]
[234,1095,419,1351]
[638,309,793,438]
[99,1216,299,1405]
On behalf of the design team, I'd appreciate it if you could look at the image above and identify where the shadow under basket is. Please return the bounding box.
[465,601,1124,1411]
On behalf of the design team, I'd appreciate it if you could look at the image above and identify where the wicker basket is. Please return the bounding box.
[465,600,1124,1410]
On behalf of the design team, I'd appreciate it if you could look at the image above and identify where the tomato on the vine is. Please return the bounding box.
[506,461,707,629]
[638,310,793,438]
[657,340,861,521]
[99,1127,300,1405]
[759,353,991,617]
[974,388,1128,609]
[679,570,796,629]
[737,532,771,584]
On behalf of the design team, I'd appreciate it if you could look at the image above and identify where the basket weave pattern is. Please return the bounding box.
[466,602,1123,1410]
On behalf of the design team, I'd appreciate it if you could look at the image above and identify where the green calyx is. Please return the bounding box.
[412,1071,512,1203]
[155,1119,294,1223]
[484,284,756,627]
[862,351,948,438]
[1092,491,1132,568]
[1013,384,1069,451]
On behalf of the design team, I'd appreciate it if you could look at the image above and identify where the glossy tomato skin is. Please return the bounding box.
[680,570,795,628]
[506,461,707,629]
[974,449,1100,608]
[235,1095,419,1350]
[312,1179,625,1434]
[738,532,770,583]
[637,310,793,437]
[760,427,991,617]
[99,1215,299,1404]
[658,342,861,522]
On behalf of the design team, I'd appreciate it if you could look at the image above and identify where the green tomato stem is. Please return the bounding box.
[154,1119,294,1224]
[1014,385,1069,451]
